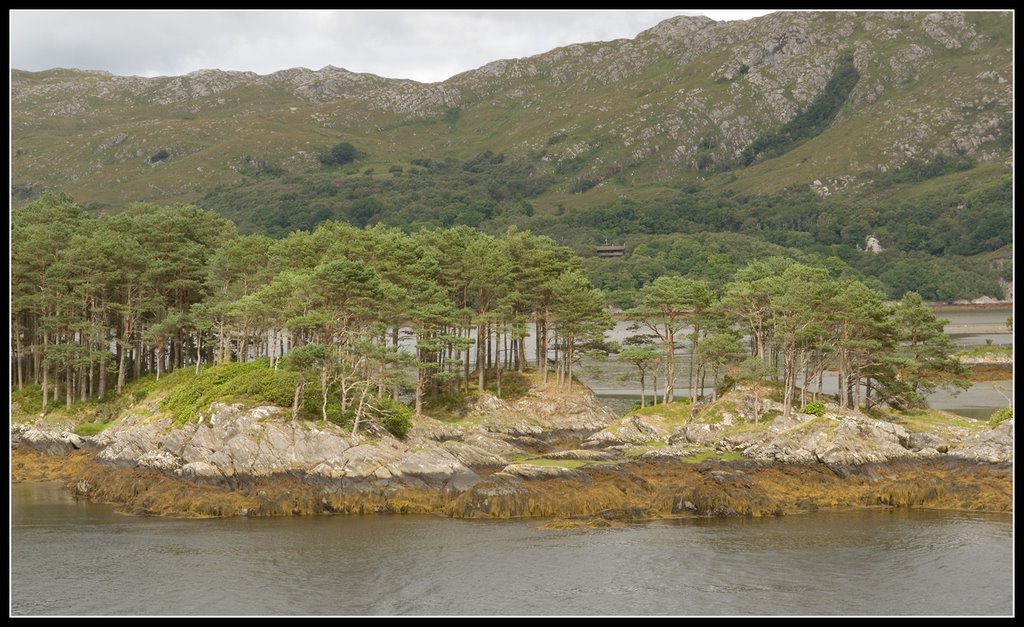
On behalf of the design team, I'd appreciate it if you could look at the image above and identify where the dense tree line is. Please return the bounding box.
[624,257,969,416]
[11,193,970,429]
[10,193,609,429]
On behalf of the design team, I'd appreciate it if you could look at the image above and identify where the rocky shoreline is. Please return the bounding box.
[10,382,1013,520]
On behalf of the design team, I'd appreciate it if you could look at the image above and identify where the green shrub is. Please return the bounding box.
[161,360,301,426]
[11,385,43,415]
[800,400,826,417]
[989,407,1012,426]
[319,142,356,166]
[370,397,413,439]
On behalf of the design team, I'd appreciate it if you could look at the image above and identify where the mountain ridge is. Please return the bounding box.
[11,11,1012,214]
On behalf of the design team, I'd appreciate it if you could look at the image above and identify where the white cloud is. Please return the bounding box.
[9,10,775,82]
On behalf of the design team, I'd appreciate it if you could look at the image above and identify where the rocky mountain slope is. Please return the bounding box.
[11,11,1013,209]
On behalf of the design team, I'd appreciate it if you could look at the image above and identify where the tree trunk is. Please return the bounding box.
[65,365,73,410]
[79,364,87,402]
[292,380,305,422]
[98,350,108,398]
[566,340,574,391]
[415,349,424,416]
[477,323,486,392]
[240,320,250,364]
[133,337,142,381]
[664,326,675,404]
[464,342,471,395]
[117,337,128,394]
[688,329,697,401]
[321,368,330,423]
[783,349,796,417]
[639,371,646,408]
[352,385,370,436]
[800,349,809,408]
[391,327,401,401]
[14,325,24,391]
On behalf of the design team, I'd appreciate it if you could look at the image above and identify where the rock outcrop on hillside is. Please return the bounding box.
[11,11,1012,206]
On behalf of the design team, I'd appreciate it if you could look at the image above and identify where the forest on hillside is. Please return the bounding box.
[196,148,1011,306]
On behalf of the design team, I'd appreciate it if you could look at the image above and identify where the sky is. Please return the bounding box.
[9,10,776,83]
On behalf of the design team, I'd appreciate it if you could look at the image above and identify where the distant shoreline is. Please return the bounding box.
[929,303,1013,313]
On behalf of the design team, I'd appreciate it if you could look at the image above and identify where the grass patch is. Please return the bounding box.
[957,345,1013,359]
[71,421,114,437]
[10,385,43,416]
[886,407,990,432]
[989,407,1012,426]
[509,456,619,469]
[160,359,303,426]
[680,449,745,464]
[630,399,694,427]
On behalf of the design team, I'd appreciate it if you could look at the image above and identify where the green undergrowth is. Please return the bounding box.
[628,398,694,426]
[956,345,1013,359]
[886,407,992,432]
[504,454,618,469]
[680,450,745,463]
[159,359,303,427]
[71,420,115,436]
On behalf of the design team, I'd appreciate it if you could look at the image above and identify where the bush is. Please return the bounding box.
[319,142,356,166]
[800,400,826,417]
[989,407,1012,426]
[10,385,43,415]
[161,360,300,426]
[370,397,413,439]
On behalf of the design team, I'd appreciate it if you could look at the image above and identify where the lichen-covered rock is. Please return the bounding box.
[907,430,949,454]
[497,463,588,482]
[744,414,917,466]
[956,420,1013,463]
[13,424,88,457]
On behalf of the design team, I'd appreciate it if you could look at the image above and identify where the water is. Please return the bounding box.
[584,308,1013,417]
[10,482,1013,616]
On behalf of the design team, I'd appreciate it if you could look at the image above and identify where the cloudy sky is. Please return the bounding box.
[10,10,776,83]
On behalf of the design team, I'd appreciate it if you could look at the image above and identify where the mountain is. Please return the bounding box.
[10,12,1013,302]
[11,12,1011,207]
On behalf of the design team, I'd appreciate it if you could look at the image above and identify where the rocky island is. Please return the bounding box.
[11,373,1013,521]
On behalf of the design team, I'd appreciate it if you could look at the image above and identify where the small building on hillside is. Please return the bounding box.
[595,245,626,259]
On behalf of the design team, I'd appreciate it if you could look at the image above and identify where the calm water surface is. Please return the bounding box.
[10,482,1013,616]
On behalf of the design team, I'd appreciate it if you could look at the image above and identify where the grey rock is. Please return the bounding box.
[907,431,949,454]
[441,441,508,471]
[137,450,183,471]
[637,444,698,460]
[671,422,726,446]
[15,427,88,457]
[956,420,1013,463]
[543,449,618,461]
[745,414,917,466]
[498,463,588,482]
